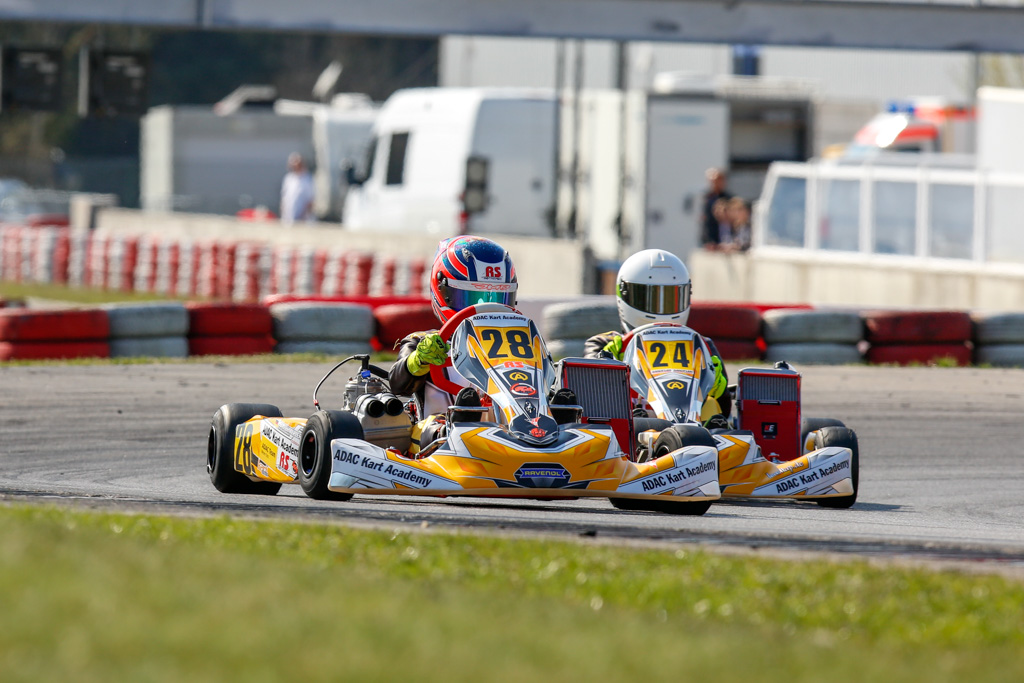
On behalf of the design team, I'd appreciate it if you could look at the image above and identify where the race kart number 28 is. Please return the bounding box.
[477,327,536,362]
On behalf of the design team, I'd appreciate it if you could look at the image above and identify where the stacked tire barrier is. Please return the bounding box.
[102,303,190,358]
[0,309,110,361]
[270,302,375,356]
[863,310,973,366]
[971,312,1024,367]
[374,302,437,350]
[187,302,275,356]
[542,300,621,360]
[688,303,763,361]
[0,224,429,303]
[763,309,864,365]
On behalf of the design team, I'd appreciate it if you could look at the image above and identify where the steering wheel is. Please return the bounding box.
[438,302,518,342]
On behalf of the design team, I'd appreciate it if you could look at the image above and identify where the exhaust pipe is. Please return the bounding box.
[381,393,404,416]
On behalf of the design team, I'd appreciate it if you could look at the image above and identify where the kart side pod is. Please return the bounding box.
[736,365,801,461]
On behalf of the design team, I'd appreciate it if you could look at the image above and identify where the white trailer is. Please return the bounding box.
[568,75,815,263]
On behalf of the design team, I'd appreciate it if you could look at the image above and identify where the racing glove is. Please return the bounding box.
[709,355,727,399]
[406,333,449,376]
[602,334,624,361]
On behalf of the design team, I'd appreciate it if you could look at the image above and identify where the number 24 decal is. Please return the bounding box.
[648,340,690,368]
[480,328,533,359]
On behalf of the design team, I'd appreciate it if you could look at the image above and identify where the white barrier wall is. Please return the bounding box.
[94,208,589,298]
[690,248,1024,311]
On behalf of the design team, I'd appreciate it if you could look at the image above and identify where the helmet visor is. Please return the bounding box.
[620,282,691,315]
[443,279,518,311]
[449,287,516,310]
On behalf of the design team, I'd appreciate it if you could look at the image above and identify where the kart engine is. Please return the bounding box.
[343,370,413,452]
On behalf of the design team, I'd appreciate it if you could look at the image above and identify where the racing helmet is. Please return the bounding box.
[430,236,518,323]
[615,249,692,331]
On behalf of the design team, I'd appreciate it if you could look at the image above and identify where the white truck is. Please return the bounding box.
[342,88,558,238]
[344,80,815,264]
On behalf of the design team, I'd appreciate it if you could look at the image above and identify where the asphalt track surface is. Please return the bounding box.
[2,361,1023,568]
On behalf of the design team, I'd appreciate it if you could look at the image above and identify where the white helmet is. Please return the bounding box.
[615,249,692,331]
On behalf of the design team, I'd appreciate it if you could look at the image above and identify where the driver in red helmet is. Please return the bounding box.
[389,236,518,453]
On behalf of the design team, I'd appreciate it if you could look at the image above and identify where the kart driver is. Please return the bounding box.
[389,235,518,454]
[584,248,732,427]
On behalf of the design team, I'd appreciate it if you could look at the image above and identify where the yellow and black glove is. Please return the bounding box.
[709,355,727,400]
[406,333,449,376]
[602,334,624,361]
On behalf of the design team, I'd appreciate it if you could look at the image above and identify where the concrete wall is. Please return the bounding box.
[690,248,1024,312]
[94,208,590,298]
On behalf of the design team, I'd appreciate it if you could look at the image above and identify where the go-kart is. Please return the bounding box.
[557,322,858,508]
[207,303,720,514]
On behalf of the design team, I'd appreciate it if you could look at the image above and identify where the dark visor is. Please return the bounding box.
[620,282,691,315]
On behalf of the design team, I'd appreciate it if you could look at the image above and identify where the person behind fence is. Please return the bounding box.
[583,248,731,427]
[700,167,732,250]
[280,152,315,225]
[724,197,752,252]
[388,235,519,454]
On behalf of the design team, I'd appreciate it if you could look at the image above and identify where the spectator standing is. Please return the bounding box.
[280,152,315,225]
[724,197,752,252]
[700,167,732,250]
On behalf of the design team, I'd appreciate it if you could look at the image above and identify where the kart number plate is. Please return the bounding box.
[641,339,693,375]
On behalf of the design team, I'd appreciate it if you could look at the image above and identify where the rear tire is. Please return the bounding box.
[813,426,859,509]
[612,424,715,516]
[208,403,284,495]
[298,410,364,501]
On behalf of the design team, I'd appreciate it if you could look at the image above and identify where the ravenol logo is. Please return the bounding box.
[665,381,687,390]
[507,371,530,382]
[514,463,571,488]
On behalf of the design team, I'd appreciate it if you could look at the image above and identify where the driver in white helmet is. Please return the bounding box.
[583,249,731,427]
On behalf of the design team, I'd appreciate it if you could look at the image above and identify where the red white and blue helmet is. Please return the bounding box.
[430,236,518,323]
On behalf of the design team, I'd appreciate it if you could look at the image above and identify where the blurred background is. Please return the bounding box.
[3,0,1024,309]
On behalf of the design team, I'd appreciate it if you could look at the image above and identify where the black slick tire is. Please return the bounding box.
[813,426,859,509]
[800,417,846,453]
[298,410,364,501]
[611,424,715,516]
[208,403,284,495]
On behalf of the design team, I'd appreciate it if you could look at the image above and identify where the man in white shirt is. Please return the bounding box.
[280,152,315,225]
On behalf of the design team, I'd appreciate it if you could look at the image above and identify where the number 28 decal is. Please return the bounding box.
[478,327,534,360]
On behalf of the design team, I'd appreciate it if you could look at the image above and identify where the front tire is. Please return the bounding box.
[800,417,846,453]
[298,410,364,501]
[208,403,284,495]
[612,424,716,516]
[814,426,859,509]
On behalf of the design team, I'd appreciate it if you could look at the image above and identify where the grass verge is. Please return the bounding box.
[0,281,176,305]
[1,503,1022,682]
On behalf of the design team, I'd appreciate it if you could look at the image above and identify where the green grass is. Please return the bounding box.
[1,504,1022,682]
[0,281,178,305]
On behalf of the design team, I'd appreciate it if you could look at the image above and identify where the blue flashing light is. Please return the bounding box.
[885,100,915,115]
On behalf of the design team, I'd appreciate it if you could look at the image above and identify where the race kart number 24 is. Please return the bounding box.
[642,339,693,372]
